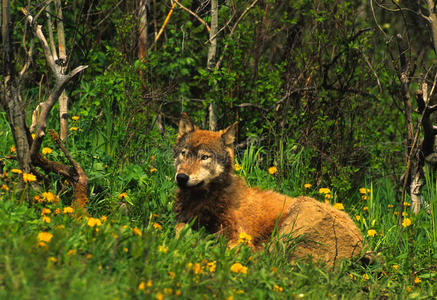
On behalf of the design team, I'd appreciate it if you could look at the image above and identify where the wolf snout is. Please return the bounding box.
[176,173,189,187]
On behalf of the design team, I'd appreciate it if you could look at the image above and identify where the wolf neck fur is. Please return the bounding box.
[175,173,244,233]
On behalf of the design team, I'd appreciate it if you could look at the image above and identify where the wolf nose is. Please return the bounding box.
[176,173,189,187]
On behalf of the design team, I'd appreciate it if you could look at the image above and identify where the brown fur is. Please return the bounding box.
[174,114,363,265]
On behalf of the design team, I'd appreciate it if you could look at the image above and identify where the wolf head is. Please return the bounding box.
[174,113,237,189]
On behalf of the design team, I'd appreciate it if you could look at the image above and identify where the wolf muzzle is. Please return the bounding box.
[176,173,189,187]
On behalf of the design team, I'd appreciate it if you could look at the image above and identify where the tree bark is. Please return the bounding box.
[1,0,32,176]
[207,0,218,131]
[54,0,69,141]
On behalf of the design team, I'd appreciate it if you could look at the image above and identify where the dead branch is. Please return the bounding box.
[49,130,88,209]
[154,1,176,43]
[215,0,259,69]
[174,0,210,32]
[21,8,88,158]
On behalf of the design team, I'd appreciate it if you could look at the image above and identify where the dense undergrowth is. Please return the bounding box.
[0,113,437,299]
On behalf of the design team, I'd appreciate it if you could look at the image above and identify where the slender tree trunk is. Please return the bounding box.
[138,0,148,62]
[207,0,218,131]
[1,0,32,175]
[54,0,69,141]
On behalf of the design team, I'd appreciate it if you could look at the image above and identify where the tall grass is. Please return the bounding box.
[1,118,437,298]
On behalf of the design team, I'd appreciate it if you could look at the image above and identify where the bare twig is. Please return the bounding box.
[216,0,259,69]
[174,0,210,32]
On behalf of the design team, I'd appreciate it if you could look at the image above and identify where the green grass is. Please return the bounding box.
[1,115,437,299]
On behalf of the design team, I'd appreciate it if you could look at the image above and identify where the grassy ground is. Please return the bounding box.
[0,115,437,299]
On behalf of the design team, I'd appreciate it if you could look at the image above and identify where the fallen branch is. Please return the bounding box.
[49,130,89,209]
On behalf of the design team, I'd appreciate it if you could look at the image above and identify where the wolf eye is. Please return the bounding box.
[200,154,210,160]
[180,150,187,157]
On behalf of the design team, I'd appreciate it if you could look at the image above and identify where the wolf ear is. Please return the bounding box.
[178,112,197,138]
[221,122,238,146]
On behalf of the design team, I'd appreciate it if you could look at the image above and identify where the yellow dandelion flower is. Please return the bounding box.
[234,163,242,171]
[273,285,283,292]
[87,217,102,227]
[63,206,74,214]
[363,206,368,211]
[158,245,168,254]
[349,274,356,280]
[407,286,412,292]
[355,215,361,221]
[67,249,77,256]
[394,211,399,216]
[132,227,142,236]
[118,192,128,199]
[392,264,399,270]
[193,263,202,274]
[138,281,145,290]
[69,127,78,131]
[237,232,252,244]
[123,247,129,253]
[402,218,412,227]
[23,172,37,183]
[318,187,331,194]
[156,292,163,300]
[57,225,65,229]
[304,183,312,189]
[41,208,52,215]
[42,215,51,223]
[42,147,53,155]
[175,290,181,296]
[367,229,377,237]
[38,242,47,247]
[100,215,107,222]
[38,232,53,243]
[333,203,344,210]
[86,254,93,259]
[147,280,152,287]
[268,166,278,175]
[49,257,58,263]
[169,271,176,279]
[151,155,155,161]
[149,168,158,173]
[324,193,332,200]
[414,277,421,284]
[359,188,367,194]
[207,261,216,273]
[11,169,22,174]
[230,262,247,274]
[402,211,408,217]
[361,195,367,200]
[55,208,61,214]
[10,146,16,153]
[362,274,369,281]
[31,134,35,139]
[153,223,162,230]
[403,202,411,207]
[163,288,173,295]
[72,116,80,121]
[42,192,59,203]
[388,204,394,208]
[1,184,9,191]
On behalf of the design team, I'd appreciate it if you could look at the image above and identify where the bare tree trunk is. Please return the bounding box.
[207,0,218,131]
[1,0,32,176]
[54,0,69,141]
[138,0,148,62]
